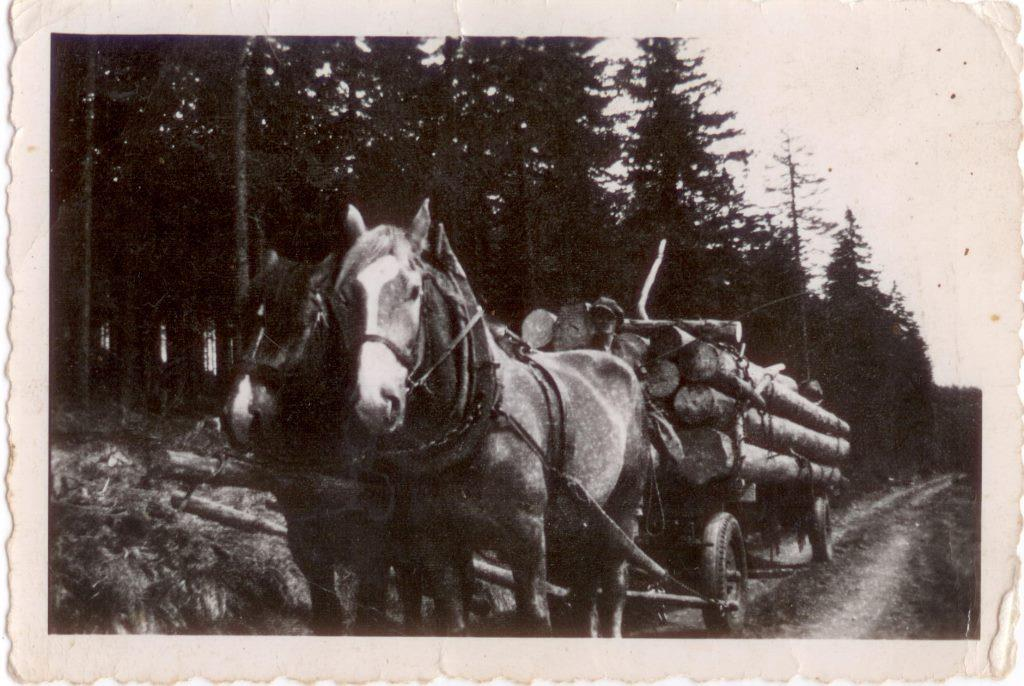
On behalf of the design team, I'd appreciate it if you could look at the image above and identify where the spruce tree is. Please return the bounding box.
[618,38,749,319]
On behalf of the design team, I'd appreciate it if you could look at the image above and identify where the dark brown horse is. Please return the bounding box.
[221,249,407,634]
[339,199,651,636]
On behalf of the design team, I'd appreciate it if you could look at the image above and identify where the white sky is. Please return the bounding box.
[594,3,1020,387]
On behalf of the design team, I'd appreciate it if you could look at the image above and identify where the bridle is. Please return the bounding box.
[341,270,485,394]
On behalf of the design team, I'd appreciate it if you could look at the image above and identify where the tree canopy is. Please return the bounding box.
[50,34,974,482]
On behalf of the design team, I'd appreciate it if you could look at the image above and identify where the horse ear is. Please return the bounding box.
[408,198,431,253]
[345,204,367,241]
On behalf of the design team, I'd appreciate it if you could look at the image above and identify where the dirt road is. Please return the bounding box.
[636,474,979,639]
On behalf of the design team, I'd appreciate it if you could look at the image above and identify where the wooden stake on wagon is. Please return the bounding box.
[637,238,667,320]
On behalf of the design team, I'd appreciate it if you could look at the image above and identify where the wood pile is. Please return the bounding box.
[523,301,850,489]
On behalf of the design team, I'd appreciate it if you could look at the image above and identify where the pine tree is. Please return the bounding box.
[821,209,935,480]
[618,38,750,319]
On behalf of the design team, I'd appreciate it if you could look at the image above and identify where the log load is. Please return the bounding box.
[674,341,848,437]
[738,443,844,488]
[745,411,849,466]
[621,318,742,346]
[663,428,736,486]
[672,386,850,465]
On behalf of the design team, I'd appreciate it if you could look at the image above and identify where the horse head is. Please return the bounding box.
[222,247,348,453]
[336,200,432,435]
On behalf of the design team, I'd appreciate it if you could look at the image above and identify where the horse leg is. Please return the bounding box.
[508,515,552,635]
[298,559,346,635]
[280,514,348,635]
[394,559,424,630]
[560,574,599,637]
[456,547,480,619]
[596,513,639,638]
[353,556,392,635]
[417,542,467,635]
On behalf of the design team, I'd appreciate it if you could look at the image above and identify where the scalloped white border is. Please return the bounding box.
[5,0,1022,682]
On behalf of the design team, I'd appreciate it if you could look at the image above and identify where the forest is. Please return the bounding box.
[50,34,981,486]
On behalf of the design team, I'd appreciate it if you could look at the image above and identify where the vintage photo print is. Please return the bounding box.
[9,0,1022,682]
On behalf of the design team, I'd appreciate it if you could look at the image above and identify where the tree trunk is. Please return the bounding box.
[744,412,849,465]
[74,38,98,402]
[662,427,736,486]
[233,37,254,320]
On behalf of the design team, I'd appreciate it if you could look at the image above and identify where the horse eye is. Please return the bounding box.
[408,284,421,301]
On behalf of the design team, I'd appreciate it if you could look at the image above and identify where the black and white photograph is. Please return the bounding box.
[44,29,989,641]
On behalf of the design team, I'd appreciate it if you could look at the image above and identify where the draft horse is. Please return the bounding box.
[221,248,408,634]
[336,199,651,636]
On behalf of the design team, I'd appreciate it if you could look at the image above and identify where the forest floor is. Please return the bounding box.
[49,406,979,637]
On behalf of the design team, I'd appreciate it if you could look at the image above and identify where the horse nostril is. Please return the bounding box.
[382,390,401,420]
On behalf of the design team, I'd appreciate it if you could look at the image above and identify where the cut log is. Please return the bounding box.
[550,303,594,351]
[645,359,681,399]
[744,412,850,465]
[521,308,557,349]
[611,332,648,369]
[673,385,738,427]
[663,428,736,486]
[676,319,742,345]
[675,342,846,437]
[738,444,843,487]
[676,341,722,382]
[621,318,741,345]
[761,382,850,438]
[171,490,288,537]
[647,325,696,363]
[671,389,850,465]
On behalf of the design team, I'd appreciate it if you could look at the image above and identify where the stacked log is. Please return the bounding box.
[633,320,849,489]
[673,341,850,438]
[672,386,850,465]
[738,444,844,487]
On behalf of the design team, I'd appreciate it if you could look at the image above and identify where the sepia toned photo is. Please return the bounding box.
[9,0,1021,682]
[47,31,983,640]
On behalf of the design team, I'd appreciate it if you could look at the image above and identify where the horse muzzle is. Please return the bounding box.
[223,373,282,448]
[355,387,405,435]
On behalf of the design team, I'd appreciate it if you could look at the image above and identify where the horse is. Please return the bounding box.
[221,248,416,634]
[336,199,651,636]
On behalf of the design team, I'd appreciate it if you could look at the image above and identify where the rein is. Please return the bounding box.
[407,308,484,392]
[341,261,501,477]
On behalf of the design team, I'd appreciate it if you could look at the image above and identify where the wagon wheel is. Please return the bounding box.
[700,511,747,633]
[809,495,834,562]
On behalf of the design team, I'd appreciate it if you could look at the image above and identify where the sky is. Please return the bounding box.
[595,3,1020,387]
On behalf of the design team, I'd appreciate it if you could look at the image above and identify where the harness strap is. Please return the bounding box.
[408,308,484,392]
[496,406,730,611]
[360,333,418,370]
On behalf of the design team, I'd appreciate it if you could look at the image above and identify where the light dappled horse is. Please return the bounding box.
[338,199,651,635]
